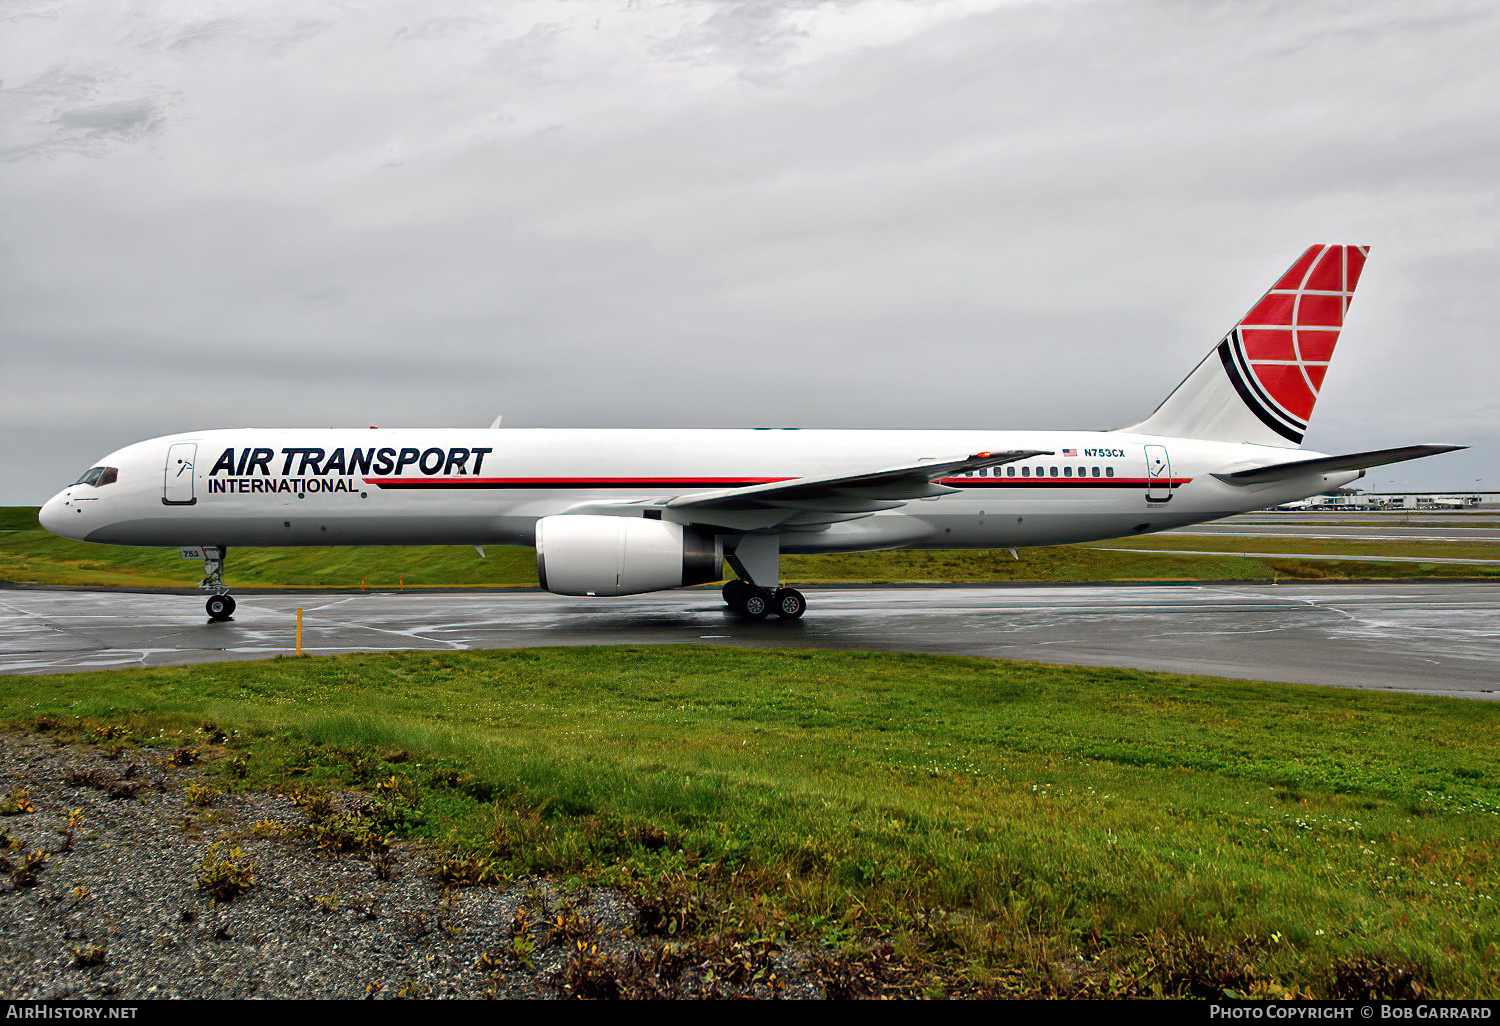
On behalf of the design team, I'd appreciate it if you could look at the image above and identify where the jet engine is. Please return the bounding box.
[535,515,722,596]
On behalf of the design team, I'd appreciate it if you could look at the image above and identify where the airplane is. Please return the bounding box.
[39,244,1463,623]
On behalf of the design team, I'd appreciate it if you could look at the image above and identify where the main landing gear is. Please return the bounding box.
[722,534,804,620]
[199,545,236,622]
[722,579,806,620]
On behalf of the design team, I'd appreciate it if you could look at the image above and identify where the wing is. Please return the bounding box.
[648,450,1050,532]
[1211,444,1465,485]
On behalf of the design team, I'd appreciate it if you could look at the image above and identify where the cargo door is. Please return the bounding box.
[163,442,197,506]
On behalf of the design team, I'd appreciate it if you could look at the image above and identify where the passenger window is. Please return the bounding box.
[1021,466,1030,477]
[1049,467,1058,477]
[1006,467,1015,477]
[1091,467,1100,478]
[1106,467,1114,477]
[1064,467,1073,477]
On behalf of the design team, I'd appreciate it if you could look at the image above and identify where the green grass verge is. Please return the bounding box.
[4,647,1497,997]
[4,506,1497,589]
[1086,534,1500,563]
[788,547,1500,582]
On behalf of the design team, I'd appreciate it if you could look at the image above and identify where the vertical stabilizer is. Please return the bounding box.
[1124,244,1368,448]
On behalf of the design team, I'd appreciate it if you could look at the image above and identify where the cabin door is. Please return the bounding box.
[1144,445,1172,504]
[163,442,198,506]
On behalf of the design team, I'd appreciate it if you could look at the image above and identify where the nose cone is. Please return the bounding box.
[38,491,83,540]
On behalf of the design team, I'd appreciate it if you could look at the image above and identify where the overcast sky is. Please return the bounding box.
[2,0,1496,503]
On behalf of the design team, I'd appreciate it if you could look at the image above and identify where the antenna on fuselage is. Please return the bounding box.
[489,415,503,429]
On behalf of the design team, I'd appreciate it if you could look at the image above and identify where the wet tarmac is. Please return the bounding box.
[2,582,1497,698]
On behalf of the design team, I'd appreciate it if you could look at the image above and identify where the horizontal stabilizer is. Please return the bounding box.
[1212,444,1465,485]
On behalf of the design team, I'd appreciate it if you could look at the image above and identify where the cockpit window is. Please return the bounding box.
[73,467,118,488]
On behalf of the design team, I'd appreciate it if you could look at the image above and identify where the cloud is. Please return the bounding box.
[0,69,168,161]
[1,0,1497,501]
[51,97,165,146]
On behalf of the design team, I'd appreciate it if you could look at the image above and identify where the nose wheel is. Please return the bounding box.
[205,593,237,621]
[721,580,806,620]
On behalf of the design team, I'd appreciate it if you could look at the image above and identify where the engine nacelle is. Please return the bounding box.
[535,515,722,596]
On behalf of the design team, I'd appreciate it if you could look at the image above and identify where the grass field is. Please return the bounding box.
[4,506,1497,590]
[3,647,1497,997]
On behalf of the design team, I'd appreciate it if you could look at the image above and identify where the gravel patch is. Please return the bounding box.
[0,732,825,999]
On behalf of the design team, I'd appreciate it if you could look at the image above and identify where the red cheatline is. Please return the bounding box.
[363,476,795,489]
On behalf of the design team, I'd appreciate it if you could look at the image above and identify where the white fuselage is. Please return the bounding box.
[38,427,1359,553]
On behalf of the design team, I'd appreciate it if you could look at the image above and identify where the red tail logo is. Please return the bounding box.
[1217,244,1367,444]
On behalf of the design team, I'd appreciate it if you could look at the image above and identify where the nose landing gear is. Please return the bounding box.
[199,546,235,622]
